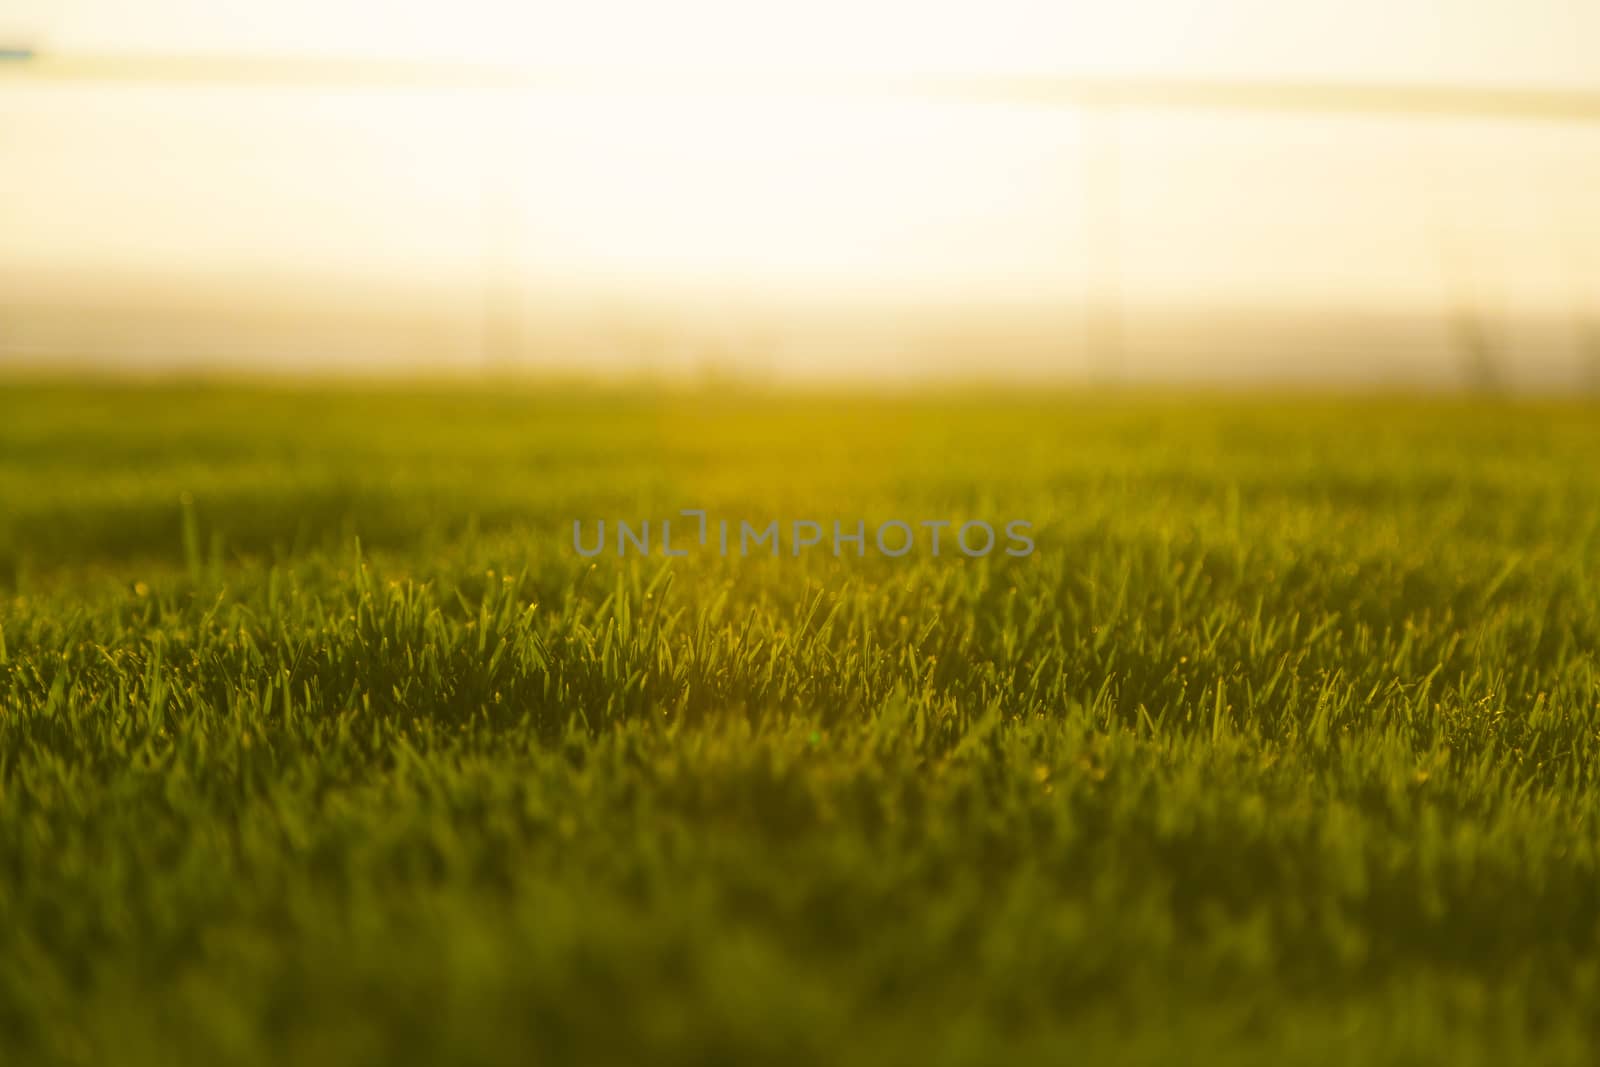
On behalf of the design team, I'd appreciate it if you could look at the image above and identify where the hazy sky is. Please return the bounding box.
[6,1,1600,86]
[4,2,1599,381]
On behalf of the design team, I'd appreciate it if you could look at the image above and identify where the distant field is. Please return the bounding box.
[2,381,1598,1064]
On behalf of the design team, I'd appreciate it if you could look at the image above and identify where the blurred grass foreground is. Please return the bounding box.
[2,381,1600,1064]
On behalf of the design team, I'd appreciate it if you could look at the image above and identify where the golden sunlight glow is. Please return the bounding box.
[504,90,1082,297]
[4,1,1600,381]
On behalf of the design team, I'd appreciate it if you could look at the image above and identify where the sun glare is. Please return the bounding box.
[5,1,1600,379]
[500,87,1083,299]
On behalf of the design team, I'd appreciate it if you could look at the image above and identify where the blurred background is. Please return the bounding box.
[2,1,1598,388]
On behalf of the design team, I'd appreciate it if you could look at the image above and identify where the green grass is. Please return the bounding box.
[2,381,1599,1064]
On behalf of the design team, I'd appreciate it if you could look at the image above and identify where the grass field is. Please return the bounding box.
[2,381,1599,1064]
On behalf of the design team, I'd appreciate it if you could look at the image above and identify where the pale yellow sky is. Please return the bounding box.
[6,0,1600,87]
[3,2,1599,382]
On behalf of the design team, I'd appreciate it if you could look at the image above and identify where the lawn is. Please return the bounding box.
[2,381,1598,1064]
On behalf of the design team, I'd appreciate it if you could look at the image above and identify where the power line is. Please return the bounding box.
[6,52,1600,122]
